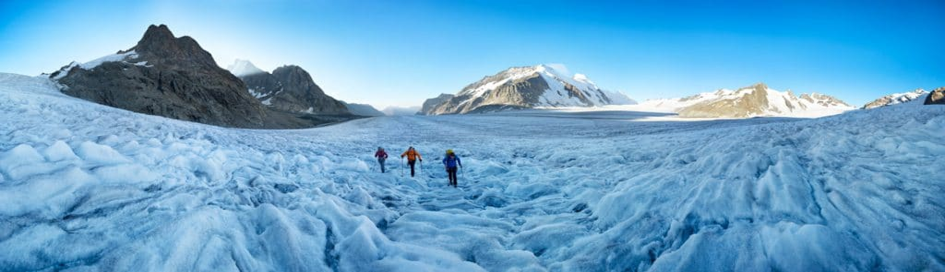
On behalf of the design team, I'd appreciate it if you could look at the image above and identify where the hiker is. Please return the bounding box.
[442,149,462,187]
[374,147,388,173]
[400,146,422,177]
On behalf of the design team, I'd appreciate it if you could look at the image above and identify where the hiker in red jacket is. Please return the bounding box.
[374,147,389,173]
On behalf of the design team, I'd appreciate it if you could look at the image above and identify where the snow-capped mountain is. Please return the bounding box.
[862,89,928,109]
[421,64,636,115]
[227,59,265,77]
[642,83,854,118]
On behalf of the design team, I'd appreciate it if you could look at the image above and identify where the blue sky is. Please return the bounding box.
[1,0,943,108]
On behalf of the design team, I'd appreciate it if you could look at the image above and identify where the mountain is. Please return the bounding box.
[341,101,385,117]
[238,64,349,115]
[48,24,325,129]
[862,89,928,109]
[421,94,454,114]
[382,106,421,116]
[227,59,265,77]
[421,64,636,115]
[642,83,854,118]
[925,87,945,105]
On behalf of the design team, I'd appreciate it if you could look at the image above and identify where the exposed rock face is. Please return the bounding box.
[421,64,634,115]
[678,84,771,118]
[674,83,854,118]
[421,94,454,114]
[925,87,945,105]
[49,25,320,128]
[863,89,928,109]
[240,65,348,114]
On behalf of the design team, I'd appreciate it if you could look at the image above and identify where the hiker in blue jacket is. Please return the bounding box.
[442,149,462,188]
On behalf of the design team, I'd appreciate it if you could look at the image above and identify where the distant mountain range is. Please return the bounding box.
[862,89,928,109]
[641,83,854,118]
[383,106,422,116]
[226,59,387,117]
[420,64,635,115]
[49,25,353,128]
[233,63,348,115]
[342,101,386,116]
[43,25,940,125]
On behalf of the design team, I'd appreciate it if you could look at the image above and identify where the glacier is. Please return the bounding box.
[0,73,943,271]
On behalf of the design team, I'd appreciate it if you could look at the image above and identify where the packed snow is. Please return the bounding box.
[1,73,944,271]
[50,50,141,80]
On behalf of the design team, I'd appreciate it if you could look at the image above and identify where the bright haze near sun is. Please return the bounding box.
[0,0,943,109]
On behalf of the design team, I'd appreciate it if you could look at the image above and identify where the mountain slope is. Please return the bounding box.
[342,101,385,117]
[421,94,454,114]
[422,64,635,115]
[862,89,927,109]
[645,83,854,118]
[239,65,348,114]
[48,25,321,129]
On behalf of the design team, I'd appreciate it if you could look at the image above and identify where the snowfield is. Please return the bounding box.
[1,73,944,271]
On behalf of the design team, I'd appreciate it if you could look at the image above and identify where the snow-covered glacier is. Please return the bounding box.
[1,73,943,271]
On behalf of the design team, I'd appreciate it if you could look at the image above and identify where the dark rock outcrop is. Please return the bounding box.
[925,87,945,105]
[49,25,332,128]
[240,65,348,114]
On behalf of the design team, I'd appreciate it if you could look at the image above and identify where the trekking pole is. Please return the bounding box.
[401,157,404,177]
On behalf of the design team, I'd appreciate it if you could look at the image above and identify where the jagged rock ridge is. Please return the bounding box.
[49,25,331,128]
[238,64,348,115]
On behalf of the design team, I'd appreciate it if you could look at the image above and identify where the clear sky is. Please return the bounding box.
[1,0,943,108]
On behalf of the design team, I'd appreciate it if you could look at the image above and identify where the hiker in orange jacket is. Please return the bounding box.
[401,146,422,177]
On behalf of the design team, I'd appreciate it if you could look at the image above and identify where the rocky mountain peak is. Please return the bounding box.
[237,64,348,114]
[227,59,265,77]
[925,87,945,105]
[47,24,335,129]
[132,24,215,67]
[747,82,768,92]
[272,65,325,95]
[138,24,175,46]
